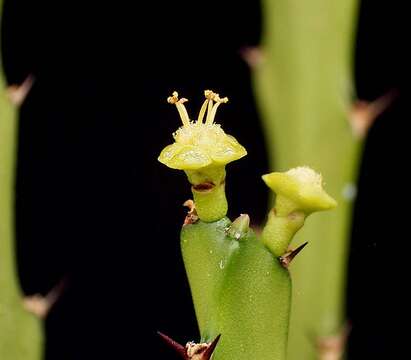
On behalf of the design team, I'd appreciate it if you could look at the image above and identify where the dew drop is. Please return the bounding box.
[342,182,357,201]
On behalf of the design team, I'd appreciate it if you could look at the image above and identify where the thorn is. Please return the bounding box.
[239,46,265,68]
[279,242,308,268]
[201,334,221,360]
[157,331,187,359]
[22,294,50,319]
[158,332,221,360]
[23,275,69,318]
[183,199,199,225]
[316,323,351,360]
[6,74,35,106]
[349,89,398,138]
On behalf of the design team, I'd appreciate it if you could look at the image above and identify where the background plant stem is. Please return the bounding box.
[0,1,43,357]
[255,0,360,358]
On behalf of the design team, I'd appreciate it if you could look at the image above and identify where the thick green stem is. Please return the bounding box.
[215,234,291,360]
[181,217,292,360]
[0,3,43,357]
[0,67,19,303]
[181,217,232,337]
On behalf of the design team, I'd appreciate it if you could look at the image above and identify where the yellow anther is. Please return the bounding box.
[167,91,179,104]
[168,91,190,126]
[168,90,228,126]
[204,89,215,100]
[158,89,247,171]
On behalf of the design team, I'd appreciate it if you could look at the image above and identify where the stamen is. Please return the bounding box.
[168,91,191,126]
[198,99,209,123]
[167,91,179,104]
[205,90,217,124]
[204,90,215,100]
[209,96,229,125]
[205,96,214,124]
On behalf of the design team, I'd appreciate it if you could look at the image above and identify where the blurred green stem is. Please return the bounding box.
[255,0,360,358]
[0,2,43,357]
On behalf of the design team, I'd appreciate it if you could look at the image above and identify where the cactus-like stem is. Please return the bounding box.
[0,2,43,357]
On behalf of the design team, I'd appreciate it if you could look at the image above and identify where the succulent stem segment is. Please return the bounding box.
[158,91,336,360]
[159,91,246,222]
[0,2,43,357]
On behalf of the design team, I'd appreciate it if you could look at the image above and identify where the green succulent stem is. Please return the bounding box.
[261,209,305,257]
[179,167,335,359]
[0,2,43,357]
[181,217,292,360]
[185,166,228,222]
[181,217,233,337]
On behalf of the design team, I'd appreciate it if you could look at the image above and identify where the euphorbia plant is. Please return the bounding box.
[158,90,336,359]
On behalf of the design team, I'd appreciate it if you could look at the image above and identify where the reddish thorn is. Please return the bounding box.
[157,331,187,359]
[279,242,308,268]
[183,199,199,225]
[202,334,221,360]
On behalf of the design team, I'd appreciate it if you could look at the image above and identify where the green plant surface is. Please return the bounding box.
[254,0,360,358]
[0,2,43,357]
[181,217,233,337]
[159,91,336,359]
[182,216,292,360]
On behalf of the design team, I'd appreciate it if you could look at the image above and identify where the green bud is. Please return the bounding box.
[227,214,250,240]
[262,167,337,256]
[262,166,337,216]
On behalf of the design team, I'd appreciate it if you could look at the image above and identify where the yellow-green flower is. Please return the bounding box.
[158,90,247,170]
[262,166,337,215]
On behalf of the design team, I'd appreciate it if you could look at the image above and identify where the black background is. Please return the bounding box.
[1,0,408,358]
